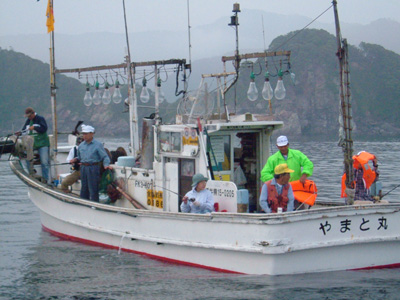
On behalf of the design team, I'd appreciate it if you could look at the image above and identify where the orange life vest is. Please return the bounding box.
[290,180,318,206]
[265,181,289,213]
[341,151,377,197]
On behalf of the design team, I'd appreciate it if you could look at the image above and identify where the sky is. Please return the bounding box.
[1,0,399,36]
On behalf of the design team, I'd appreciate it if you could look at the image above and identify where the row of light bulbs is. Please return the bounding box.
[247,70,293,102]
[83,71,292,107]
[83,77,166,107]
[83,80,122,107]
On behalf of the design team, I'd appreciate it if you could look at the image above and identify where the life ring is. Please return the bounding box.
[290,179,318,206]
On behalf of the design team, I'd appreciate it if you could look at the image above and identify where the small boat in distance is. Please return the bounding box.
[9,1,400,275]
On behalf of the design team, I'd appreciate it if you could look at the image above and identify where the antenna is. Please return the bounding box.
[262,15,266,51]
[187,0,192,71]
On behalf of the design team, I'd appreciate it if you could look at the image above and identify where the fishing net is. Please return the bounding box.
[99,169,121,203]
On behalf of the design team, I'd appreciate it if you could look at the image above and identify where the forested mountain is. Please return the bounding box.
[1,28,399,139]
[0,48,133,137]
[225,29,400,139]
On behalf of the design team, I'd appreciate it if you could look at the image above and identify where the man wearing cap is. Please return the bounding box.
[16,107,50,182]
[260,135,313,184]
[180,173,214,214]
[260,164,295,213]
[60,136,83,193]
[70,125,112,201]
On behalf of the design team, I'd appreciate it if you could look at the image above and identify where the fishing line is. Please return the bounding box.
[380,183,400,199]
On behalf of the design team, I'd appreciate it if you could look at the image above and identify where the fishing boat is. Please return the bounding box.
[9,1,400,275]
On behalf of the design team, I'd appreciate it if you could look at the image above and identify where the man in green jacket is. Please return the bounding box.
[261,135,313,184]
[17,107,50,182]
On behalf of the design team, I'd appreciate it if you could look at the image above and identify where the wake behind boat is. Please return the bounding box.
[8,1,400,275]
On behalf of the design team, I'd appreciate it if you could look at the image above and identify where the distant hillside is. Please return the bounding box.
[1,28,400,140]
[223,29,400,139]
[0,48,177,137]
[0,48,131,137]
[315,18,400,56]
[1,10,399,69]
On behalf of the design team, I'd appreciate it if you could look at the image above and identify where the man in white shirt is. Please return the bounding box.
[60,136,82,193]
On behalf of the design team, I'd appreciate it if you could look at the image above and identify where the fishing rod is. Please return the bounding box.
[152,184,186,199]
[380,183,400,199]
[0,159,18,163]
[5,160,72,167]
[2,129,29,137]
[49,162,72,167]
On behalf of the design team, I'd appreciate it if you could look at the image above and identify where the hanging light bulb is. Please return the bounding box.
[274,69,286,100]
[102,81,111,105]
[290,71,296,85]
[92,79,102,105]
[83,81,92,107]
[112,79,122,104]
[156,77,165,103]
[261,72,273,101]
[140,77,150,103]
[288,61,295,85]
[247,71,258,101]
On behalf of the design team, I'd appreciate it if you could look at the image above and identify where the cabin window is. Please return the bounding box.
[209,135,231,172]
[159,132,181,153]
[181,159,195,177]
[171,132,181,152]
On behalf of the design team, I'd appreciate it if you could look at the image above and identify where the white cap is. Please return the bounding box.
[81,124,95,133]
[276,135,288,146]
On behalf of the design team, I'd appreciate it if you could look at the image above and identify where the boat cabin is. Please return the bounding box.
[110,115,283,213]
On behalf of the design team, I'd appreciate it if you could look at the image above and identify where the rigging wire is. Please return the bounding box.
[257,5,332,82]
[158,65,169,82]
[271,4,333,52]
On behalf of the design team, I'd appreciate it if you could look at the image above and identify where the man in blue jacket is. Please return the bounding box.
[17,107,50,182]
[70,124,112,202]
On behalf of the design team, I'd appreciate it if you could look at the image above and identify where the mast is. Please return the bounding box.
[49,0,57,159]
[333,0,354,204]
[224,2,241,120]
[122,0,140,156]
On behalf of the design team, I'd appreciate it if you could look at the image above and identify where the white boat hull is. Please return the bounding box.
[14,162,400,276]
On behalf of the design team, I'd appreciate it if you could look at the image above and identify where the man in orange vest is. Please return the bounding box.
[259,163,295,213]
[353,151,379,201]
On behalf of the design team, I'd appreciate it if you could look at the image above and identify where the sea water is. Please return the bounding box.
[0,140,399,299]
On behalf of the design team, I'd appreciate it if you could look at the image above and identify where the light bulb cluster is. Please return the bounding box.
[246,69,293,101]
[83,73,169,106]
[83,76,123,107]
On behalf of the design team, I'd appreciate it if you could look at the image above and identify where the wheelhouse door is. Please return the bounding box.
[209,131,261,212]
[178,158,195,211]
